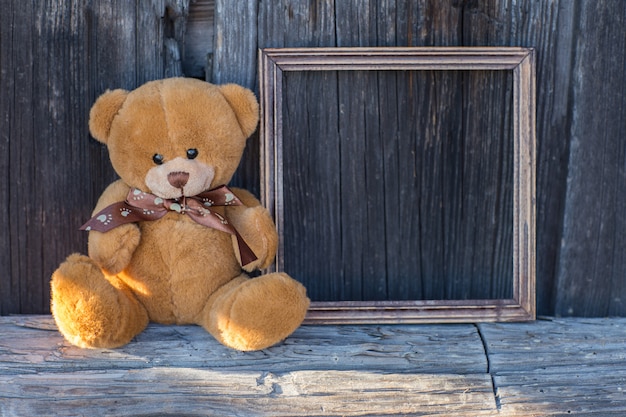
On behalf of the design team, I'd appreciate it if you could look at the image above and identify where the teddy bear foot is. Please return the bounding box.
[201,273,310,351]
[50,253,149,349]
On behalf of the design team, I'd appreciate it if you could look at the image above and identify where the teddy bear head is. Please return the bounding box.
[88,78,259,199]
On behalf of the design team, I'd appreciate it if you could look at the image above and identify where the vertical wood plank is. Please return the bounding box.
[460,0,573,317]
[555,1,626,316]
[2,0,35,314]
[0,0,12,313]
[282,71,343,300]
[337,71,376,300]
[333,1,391,301]
[32,0,91,314]
[211,0,260,195]
[212,0,258,88]
[533,2,577,315]
[389,71,425,300]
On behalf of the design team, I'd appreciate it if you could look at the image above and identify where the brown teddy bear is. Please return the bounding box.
[50,77,310,351]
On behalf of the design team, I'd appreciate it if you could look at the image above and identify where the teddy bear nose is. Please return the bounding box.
[168,171,190,189]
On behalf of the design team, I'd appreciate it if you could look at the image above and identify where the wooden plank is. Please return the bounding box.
[0,0,23,315]
[0,315,496,416]
[495,367,626,417]
[0,369,497,417]
[478,318,626,373]
[479,318,626,416]
[32,0,90,316]
[336,69,370,301]
[211,0,260,195]
[212,0,258,88]
[0,316,487,375]
[281,71,344,301]
[554,0,626,316]
[527,0,577,316]
[183,0,214,79]
[258,0,337,49]
[388,70,424,301]
[7,0,43,314]
[0,0,9,311]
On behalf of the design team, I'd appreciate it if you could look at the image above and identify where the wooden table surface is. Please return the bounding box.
[0,316,624,416]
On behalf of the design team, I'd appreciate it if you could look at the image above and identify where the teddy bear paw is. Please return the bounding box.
[208,273,310,351]
[51,254,148,348]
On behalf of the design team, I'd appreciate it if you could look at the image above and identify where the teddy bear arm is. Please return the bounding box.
[88,224,140,274]
[92,180,132,212]
[87,180,141,274]
[225,189,278,271]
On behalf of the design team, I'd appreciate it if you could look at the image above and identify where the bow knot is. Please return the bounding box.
[80,186,257,266]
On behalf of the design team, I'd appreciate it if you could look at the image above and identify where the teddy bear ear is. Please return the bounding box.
[218,84,260,138]
[88,88,129,144]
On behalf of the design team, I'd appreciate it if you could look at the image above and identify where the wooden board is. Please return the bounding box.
[479,318,626,372]
[2,316,626,416]
[0,369,497,417]
[0,316,495,416]
[479,318,626,416]
[552,1,626,316]
[0,316,487,375]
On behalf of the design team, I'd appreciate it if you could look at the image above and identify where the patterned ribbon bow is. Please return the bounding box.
[80,185,257,266]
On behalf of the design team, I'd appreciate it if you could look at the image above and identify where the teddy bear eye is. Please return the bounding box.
[152,153,164,165]
[186,148,199,160]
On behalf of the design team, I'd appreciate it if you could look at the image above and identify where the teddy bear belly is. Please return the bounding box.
[121,218,243,324]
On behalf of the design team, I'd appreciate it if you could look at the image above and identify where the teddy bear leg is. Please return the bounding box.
[50,253,149,349]
[199,273,310,351]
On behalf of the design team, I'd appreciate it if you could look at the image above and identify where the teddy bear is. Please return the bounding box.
[50,77,310,351]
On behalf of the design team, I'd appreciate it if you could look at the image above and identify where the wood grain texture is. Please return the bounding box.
[0,0,188,315]
[554,1,626,316]
[2,316,626,416]
[478,318,626,416]
[0,316,487,375]
[183,0,214,79]
[279,67,516,303]
[0,369,497,417]
[210,0,261,195]
[0,315,496,416]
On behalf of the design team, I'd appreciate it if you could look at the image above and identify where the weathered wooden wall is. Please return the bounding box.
[0,0,190,314]
[1,0,625,316]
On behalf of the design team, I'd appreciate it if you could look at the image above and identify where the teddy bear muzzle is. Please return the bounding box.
[146,157,216,198]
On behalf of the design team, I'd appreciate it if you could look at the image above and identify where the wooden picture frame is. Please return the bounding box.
[259,47,536,324]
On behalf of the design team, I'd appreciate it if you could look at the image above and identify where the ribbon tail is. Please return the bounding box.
[185,209,258,267]
[233,229,258,267]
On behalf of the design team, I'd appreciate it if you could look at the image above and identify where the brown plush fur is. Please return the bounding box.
[51,78,310,351]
